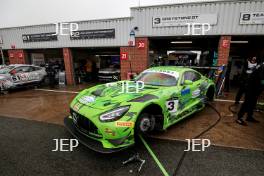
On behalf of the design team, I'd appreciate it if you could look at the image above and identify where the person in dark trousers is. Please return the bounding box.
[45,63,56,88]
[236,62,264,125]
[235,56,257,104]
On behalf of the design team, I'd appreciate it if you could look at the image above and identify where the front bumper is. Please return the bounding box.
[64,117,132,153]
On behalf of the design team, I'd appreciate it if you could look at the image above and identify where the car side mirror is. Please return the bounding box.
[9,70,16,75]
[184,80,193,85]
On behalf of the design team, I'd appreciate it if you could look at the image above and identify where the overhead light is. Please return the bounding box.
[171,41,192,44]
[230,41,248,44]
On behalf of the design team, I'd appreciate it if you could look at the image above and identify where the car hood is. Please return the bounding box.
[0,74,10,80]
[74,81,162,110]
[99,68,120,73]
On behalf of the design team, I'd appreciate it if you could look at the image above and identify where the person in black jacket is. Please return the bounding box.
[45,63,56,88]
[235,56,257,104]
[236,62,264,125]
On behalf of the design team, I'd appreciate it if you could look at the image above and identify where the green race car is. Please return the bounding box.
[64,66,215,153]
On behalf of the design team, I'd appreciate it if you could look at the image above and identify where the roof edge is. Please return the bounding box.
[131,0,262,10]
[0,17,133,30]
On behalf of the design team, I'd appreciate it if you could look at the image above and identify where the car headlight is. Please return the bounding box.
[99,106,130,122]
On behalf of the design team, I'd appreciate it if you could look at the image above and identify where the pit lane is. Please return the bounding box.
[0,86,264,175]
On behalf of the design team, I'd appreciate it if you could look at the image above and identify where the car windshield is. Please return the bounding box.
[135,70,179,86]
[0,66,15,74]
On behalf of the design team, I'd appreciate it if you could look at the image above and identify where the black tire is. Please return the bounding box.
[206,86,215,101]
[135,113,155,135]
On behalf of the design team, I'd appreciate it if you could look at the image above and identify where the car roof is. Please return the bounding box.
[147,66,194,73]
[9,64,38,67]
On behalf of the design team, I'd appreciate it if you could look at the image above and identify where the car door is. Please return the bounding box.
[10,66,32,85]
[180,70,201,109]
[29,66,43,83]
[190,71,202,102]
[179,71,197,110]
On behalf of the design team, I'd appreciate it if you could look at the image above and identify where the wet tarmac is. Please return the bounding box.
[0,85,263,151]
[1,115,263,176]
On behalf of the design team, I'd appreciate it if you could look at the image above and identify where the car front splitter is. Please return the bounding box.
[64,117,131,154]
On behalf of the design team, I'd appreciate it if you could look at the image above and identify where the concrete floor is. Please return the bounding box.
[0,85,263,151]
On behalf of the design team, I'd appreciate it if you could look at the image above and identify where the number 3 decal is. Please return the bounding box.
[166,100,178,113]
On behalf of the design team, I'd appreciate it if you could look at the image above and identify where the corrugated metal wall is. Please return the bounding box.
[0,1,264,50]
[131,0,264,37]
[0,18,133,49]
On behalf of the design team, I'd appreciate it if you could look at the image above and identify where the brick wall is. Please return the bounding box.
[120,37,149,80]
[8,49,27,64]
[63,48,75,85]
[217,36,231,66]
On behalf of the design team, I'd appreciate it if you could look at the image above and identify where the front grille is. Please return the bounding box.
[70,109,102,138]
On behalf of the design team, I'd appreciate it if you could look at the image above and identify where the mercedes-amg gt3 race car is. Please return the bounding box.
[0,64,47,91]
[64,66,215,153]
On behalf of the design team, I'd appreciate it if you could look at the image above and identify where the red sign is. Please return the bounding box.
[120,52,128,60]
[137,40,145,49]
[18,53,23,58]
[222,39,229,48]
[9,53,14,58]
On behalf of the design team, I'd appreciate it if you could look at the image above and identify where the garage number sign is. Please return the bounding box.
[240,12,264,24]
[153,13,218,27]
[22,33,57,42]
[120,52,128,60]
[137,41,145,49]
[70,29,115,40]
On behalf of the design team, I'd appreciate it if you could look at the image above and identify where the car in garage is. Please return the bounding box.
[64,66,215,153]
[0,64,47,91]
[98,64,120,81]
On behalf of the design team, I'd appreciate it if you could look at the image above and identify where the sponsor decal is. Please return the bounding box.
[116,121,134,128]
[73,103,81,111]
[105,128,115,136]
[17,73,40,81]
[166,100,179,113]
[181,88,190,96]
[192,89,201,98]
[0,79,13,89]
[143,70,179,78]
[79,96,95,104]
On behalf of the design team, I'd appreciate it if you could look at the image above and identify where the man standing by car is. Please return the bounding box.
[85,59,93,82]
[235,56,257,104]
[45,63,56,88]
[236,62,264,125]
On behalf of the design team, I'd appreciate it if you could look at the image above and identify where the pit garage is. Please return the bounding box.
[71,47,120,83]
[25,48,65,86]
[228,36,264,88]
[149,36,219,67]
[0,0,264,175]
[26,49,64,67]
[148,35,264,92]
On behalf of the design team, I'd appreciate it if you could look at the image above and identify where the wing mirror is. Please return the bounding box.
[9,70,16,75]
[184,80,193,85]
